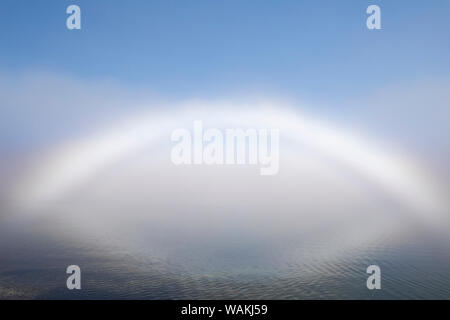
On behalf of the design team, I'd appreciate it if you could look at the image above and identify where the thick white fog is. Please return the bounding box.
[1,74,449,275]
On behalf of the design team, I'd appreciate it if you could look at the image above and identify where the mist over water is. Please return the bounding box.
[1,195,450,299]
[1,104,449,299]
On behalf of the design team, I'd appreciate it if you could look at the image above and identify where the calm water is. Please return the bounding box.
[1,211,449,300]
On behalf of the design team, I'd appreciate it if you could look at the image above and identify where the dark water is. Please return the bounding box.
[1,213,450,300]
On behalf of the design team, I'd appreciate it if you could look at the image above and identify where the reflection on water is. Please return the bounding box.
[1,212,449,300]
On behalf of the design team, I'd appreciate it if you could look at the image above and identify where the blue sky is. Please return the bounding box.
[0,1,449,153]
[1,0,449,102]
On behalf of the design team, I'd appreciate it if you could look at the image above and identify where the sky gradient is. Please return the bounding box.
[1,0,449,102]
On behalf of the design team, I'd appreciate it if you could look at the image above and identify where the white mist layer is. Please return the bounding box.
[13,103,448,223]
[4,100,450,274]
